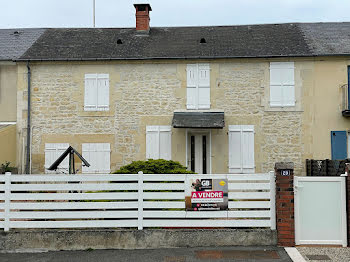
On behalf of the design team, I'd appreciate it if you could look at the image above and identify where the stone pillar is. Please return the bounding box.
[275,162,295,247]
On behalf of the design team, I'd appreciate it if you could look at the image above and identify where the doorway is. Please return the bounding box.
[187,131,211,174]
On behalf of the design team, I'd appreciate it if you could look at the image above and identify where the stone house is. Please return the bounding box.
[13,4,350,175]
[0,29,44,170]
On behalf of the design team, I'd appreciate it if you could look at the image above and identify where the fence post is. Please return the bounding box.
[269,171,276,230]
[275,162,295,247]
[4,172,11,232]
[138,171,143,230]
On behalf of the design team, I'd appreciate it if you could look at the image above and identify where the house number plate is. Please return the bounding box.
[281,170,291,176]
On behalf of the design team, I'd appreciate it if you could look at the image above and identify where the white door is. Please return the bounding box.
[294,176,347,247]
[187,132,210,174]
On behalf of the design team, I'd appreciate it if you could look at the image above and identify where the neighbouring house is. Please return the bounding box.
[0,28,45,171]
[11,4,350,175]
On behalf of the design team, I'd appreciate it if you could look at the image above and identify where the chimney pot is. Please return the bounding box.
[134,4,152,32]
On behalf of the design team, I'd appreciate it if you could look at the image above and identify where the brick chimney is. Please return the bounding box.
[134,4,152,32]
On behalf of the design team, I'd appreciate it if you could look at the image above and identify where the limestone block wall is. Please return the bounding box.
[16,59,305,174]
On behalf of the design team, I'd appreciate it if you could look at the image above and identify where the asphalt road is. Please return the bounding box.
[0,246,292,262]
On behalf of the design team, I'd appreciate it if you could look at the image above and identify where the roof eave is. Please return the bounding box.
[16,53,337,62]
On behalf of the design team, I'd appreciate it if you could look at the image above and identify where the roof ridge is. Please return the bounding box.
[2,21,350,31]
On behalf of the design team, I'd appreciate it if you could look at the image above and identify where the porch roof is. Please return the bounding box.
[172,112,225,128]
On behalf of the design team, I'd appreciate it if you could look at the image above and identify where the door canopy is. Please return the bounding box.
[172,112,225,128]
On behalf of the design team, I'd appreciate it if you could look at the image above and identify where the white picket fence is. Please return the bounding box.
[0,172,276,231]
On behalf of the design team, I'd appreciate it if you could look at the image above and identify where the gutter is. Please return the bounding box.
[25,61,31,174]
[14,53,350,62]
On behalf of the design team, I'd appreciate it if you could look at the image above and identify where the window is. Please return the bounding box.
[146,126,172,160]
[269,62,295,107]
[228,125,255,173]
[45,143,69,173]
[84,74,109,111]
[82,143,111,173]
[187,64,210,109]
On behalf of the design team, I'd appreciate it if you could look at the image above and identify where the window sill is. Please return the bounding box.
[79,111,114,117]
[265,106,303,112]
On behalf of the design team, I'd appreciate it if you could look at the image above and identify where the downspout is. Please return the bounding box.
[25,61,31,174]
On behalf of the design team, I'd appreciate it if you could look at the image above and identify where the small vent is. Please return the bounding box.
[200,38,207,44]
[13,31,20,36]
[117,39,123,44]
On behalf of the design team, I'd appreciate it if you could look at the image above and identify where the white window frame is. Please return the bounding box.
[44,143,69,174]
[228,125,255,174]
[82,143,111,174]
[146,126,172,160]
[84,74,110,111]
[186,64,210,110]
[269,62,295,107]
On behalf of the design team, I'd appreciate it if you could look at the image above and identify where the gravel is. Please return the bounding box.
[297,247,350,262]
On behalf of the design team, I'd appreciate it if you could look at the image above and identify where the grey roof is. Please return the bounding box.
[18,22,350,61]
[299,23,350,55]
[172,112,225,128]
[0,28,46,60]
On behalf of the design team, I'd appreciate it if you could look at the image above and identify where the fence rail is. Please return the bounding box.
[0,172,275,231]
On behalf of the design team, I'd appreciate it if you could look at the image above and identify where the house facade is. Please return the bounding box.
[13,4,350,175]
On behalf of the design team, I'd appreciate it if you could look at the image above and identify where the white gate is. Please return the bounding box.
[294,176,348,247]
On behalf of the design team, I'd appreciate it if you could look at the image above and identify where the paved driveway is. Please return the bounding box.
[0,246,292,262]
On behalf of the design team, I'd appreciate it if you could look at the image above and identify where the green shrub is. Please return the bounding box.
[113,159,195,174]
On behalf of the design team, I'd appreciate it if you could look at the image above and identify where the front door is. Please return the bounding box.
[187,132,210,174]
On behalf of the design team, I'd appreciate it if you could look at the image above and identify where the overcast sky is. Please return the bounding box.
[1,0,350,29]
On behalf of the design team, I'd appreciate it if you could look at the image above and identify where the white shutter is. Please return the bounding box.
[281,63,295,106]
[228,125,255,174]
[96,143,111,173]
[270,85,283,107]
[159,126,172,160]
[84,74,97,111]
[198,64,210,109]
[187,64,211,109]
[282,85,295,106]
[270,62,295,107]
[82,143,111,174]
[45,143,69,174]
[82,143,92,173]
[97,74,109,111]
[146,126,172,160]
[146,126,160,159]
[187,65,197,109]
[228,126,242,173]
[241,125,255,173]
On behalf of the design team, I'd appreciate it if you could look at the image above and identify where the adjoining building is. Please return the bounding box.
[0,28,45,171]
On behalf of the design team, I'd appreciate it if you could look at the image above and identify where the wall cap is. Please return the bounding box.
[275,162,294,170]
